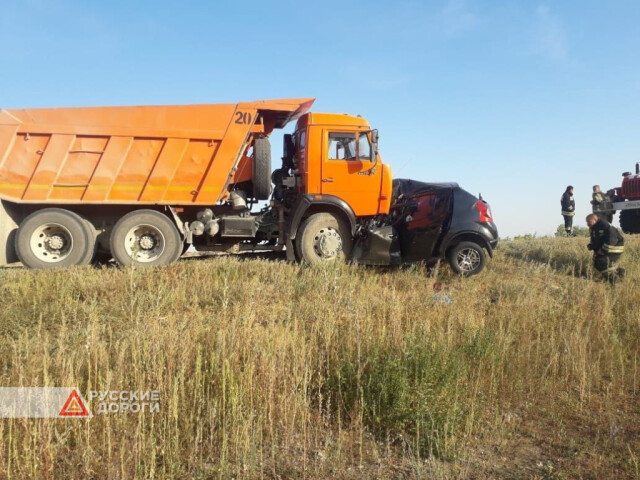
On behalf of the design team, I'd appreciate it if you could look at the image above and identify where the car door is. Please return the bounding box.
[395,189,453,263]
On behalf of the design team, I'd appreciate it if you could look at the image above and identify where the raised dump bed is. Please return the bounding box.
[0,99,313,206]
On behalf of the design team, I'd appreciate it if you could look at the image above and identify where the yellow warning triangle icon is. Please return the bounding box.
[66,397,83,413]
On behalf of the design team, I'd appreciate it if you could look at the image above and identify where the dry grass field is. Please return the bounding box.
[0,236,638,479]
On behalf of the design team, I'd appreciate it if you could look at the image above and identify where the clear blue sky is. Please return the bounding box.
[2,0,639,237]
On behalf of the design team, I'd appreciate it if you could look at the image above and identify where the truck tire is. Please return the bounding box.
[15,208,92,269]
[79,217,98,265]
[295,212,353,264]
[447,241,486,276]
[110,210,182,267]
[252,137,272,200]
[619,209,640,234]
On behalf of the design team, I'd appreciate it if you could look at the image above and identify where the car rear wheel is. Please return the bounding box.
[110,210,182,267]
[296,213,353,264]
[447,241,486,276]
[15,208,93,269]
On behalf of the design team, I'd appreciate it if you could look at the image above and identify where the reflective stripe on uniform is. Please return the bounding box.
[562,211,575,216]
[603,244,625,253]
[600,265,619,274]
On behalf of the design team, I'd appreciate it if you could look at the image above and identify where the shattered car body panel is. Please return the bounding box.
[352,179,498,274]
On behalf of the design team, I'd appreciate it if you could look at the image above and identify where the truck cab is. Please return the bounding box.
[271,112,393,263]
[291,113,392,216]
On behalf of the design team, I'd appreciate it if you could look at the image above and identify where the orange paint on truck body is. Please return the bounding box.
[294,112,392,216]
[0,99,313,205]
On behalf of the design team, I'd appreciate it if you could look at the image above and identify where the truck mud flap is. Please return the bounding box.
[350,225,402,266]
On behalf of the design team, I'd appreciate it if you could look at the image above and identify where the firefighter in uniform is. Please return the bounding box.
[586,213,625,283]
[591,185,613,222]
[561,185,575,236]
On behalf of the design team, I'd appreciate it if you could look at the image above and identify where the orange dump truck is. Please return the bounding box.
[0,98,394,268]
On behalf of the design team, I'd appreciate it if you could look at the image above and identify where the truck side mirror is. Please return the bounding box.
[371,129,379,155]
[361,129,380,176]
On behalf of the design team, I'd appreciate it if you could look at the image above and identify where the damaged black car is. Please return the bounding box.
[351,179,499,276]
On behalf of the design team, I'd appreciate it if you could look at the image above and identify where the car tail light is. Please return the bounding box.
[476,200,493,223]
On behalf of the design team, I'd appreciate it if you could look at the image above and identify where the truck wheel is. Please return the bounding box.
[295,213,353,263]
[252,137,272,200]
[15,208,92,269]
[619,209,640,234]
[110,210,182,267]
[447,241,486,276]
[79,217,98,265]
